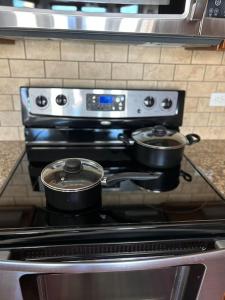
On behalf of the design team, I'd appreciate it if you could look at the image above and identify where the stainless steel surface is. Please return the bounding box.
[189,0,208,21]
[202,17,225,37]
[28,88,179,118]
[0,247,225,300]
[0,0,201,37]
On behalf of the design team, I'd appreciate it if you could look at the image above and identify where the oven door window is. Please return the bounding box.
[20,265,205,300]
[0,0,187,15]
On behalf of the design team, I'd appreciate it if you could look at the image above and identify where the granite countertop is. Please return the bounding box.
[0,140,224,198]
[0,141,25,192]
[185,140,225,198]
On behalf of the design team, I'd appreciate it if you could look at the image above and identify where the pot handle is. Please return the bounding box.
[118,134,134,146]
[180,170,192,182]
[102,172,161,186]
[186,133,201,145]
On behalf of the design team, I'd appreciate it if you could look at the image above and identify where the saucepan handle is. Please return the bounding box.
[102,172,161,186]
[180,170,192,182]
[186,134,201,145]
[118,134,135,146]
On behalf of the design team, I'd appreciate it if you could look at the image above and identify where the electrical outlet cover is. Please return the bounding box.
[210,93,225,107]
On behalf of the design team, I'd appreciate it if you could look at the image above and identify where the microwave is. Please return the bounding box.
[0,0,223,46]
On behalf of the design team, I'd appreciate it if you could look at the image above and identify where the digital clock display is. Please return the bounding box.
[99,95,113,104]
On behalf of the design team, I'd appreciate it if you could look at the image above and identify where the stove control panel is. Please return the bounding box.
[27,88,180,118]
[86,94,125,111]
[207,0,225,18]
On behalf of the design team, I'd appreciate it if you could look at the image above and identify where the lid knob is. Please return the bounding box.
[63,159,82,173]
[152,125,167,137]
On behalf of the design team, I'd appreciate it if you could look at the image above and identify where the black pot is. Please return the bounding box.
[41,158,160,212]
[119,126,200,169]
[133,168,192,192]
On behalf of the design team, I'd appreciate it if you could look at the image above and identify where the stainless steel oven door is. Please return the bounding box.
[0,0,207,37]
[1,246,225,300]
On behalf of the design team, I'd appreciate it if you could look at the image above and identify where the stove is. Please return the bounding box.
[0,88,225,300]
[0,87,222,230]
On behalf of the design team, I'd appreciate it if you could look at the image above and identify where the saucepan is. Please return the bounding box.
[119,125,201,169]
[41,158,161,212]
[134,167,192,192]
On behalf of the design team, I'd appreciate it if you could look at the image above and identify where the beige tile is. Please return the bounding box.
[96,80,126,89]
[0,59,10,77]
[183,112,209,126]
[192,50,223,65]
[45,61,78,79]
[184,97,198,113]
[63,79,95,88]
[0,111,22,126]
[95,43,128,62]
[174,65,205,81]
[0,127,19,140]
[80,62,111,79]
[157,81,187,90]
[18,127,25,141]
[187,82,217,97]
[180,127,194,136]
[127,80,157,89]
[204,66,225,81]
[160,47,192,64]
[12,95,21,111]
[144,64,174,81]
[193,126,221,139]
[218,128,225,139]
[217,82,225,92]
[0,95,13,110]
[30,78,63,87]
[10,60,44,78]
[128,45,160,63]
[0,78,29,94]
[197,97,224,112]
[208,113,225,126]
[61,41,94,61]
[25,40,60,60]
[221,52,225,65]
[112,63,142,80]
[0,40,25,59]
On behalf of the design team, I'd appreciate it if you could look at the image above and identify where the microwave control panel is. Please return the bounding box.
[207,0,225,18]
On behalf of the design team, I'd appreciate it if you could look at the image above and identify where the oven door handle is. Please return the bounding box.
[0,246,224,272]
[189,0,207,21]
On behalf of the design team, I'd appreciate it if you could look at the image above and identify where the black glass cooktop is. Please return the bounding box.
[0,152,225,231]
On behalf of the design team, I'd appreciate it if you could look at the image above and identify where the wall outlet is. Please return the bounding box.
[210,93,225,107]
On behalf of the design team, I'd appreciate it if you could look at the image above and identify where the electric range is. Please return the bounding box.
[0,86,224,235]
[1,88,225,300]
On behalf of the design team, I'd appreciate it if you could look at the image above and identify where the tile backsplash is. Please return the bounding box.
[0,39,225,140]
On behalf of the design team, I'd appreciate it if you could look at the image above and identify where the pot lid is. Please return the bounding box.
[131,126,187,150]
[41,158,104,192]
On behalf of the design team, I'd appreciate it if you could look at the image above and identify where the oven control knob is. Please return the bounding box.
[144,96,154,108]
[162,98,173,109]
[35,96,48,107]
[56,94,67,106]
